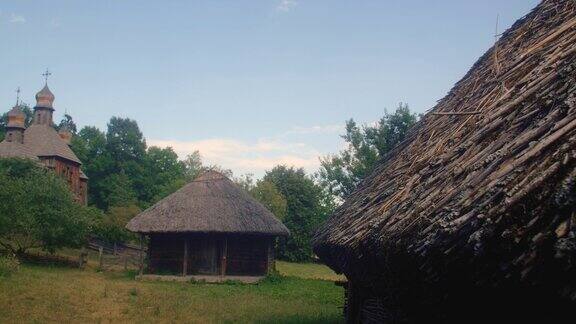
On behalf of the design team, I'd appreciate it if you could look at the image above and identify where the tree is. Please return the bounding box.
[93,204,141,244]
[106,117,147,166]
[235,173,255,192]
[317,103,418,199]
[142,146,185,203]
[182,151,204,181]
[100,173,138,208]
[72,126,114,209]
[56,114,78,133]
[0,158,91,255]
[264,166,329,262]
[250,180,287,221]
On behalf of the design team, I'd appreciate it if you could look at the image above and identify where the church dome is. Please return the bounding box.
[7,104,25,129]
[35,84,55,109]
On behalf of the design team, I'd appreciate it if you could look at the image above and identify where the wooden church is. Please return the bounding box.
[0,79,88,205]
[127,171,289,280]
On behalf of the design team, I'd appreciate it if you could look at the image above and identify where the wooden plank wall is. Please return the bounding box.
[147,233,272,276]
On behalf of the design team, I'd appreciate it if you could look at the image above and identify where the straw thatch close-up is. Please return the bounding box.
[313,0,576,320]
[127,171,290,236]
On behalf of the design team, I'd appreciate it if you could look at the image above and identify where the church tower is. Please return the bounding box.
[33,70,55,126]
[5,103,26,144]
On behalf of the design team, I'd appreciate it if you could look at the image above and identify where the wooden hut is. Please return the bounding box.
[313,1,576,322]
[127,171,289,279]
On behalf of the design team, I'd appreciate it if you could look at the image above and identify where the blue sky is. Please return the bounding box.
[0,0,539,177]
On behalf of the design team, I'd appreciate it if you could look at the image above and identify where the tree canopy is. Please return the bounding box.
[263,166,331,262]
[0,158,94,254]
[317,103,418,199]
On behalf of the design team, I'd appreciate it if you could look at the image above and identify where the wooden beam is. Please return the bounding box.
[220,237,228,276]
[138,234,144,276]
[265,238,271,274]
[183,237,188,276]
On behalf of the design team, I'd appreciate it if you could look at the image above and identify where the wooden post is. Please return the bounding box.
[183,237,188,276]
[79,246,87,269]
[98,246,103,270]
[266,238,274,274]
[139,234,144,276]
[220,237,227,277]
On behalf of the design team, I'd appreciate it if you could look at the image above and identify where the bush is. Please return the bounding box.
[0,254,20,277]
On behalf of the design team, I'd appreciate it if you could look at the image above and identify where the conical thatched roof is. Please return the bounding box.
[126,171,290,236]
[313,0,576,299]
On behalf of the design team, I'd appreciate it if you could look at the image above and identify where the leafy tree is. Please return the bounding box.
[264,166,329,262]
[56,114,78,133]
[142,146,185,203]
[235,173,255,192]
[72,126,114,209]
[318,103,418,199]
[100,173,138,208]
[106,117,152,205]
[0,158,91,255]
[250,180,287,221]
[182,151,204,181]
[93,204,140,243]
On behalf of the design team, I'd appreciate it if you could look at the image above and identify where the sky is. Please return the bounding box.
[0,0,539,178]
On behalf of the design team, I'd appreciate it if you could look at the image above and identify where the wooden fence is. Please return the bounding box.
[86,238,146,271]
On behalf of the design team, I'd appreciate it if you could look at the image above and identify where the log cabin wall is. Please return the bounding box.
[147,233,272,276]
[39,156,86,205]
[148,234,185,274]
[226,235,269,276]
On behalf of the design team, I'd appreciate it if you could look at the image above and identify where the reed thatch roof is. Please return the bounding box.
[126,171,290,236]
[313,0,576,298]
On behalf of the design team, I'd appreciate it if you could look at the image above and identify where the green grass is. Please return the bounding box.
[0,261,344,323]
[276,261,345,282]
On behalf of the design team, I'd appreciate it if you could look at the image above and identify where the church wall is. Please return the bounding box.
[39,156,86,205]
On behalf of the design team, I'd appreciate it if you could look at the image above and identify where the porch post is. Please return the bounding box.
[266,237,274,274]
[220,236,228,276]
[183,236,188,276]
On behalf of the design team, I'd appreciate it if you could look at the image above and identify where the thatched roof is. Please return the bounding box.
[126,171,290,236]
[313,0,576,296]
[24,124,81,164]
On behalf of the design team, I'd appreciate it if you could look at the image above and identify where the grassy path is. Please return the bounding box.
[0,263,344,323]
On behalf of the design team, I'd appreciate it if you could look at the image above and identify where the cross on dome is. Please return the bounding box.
[42,69,52,84]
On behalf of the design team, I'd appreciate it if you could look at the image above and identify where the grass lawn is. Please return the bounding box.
[0,259,344,323]
[276,261,345,282]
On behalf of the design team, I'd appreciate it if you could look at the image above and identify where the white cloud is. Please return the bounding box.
[148,137,321,177]
[277,0,297,12]
[283,124,343,136]
[9,13,26,24]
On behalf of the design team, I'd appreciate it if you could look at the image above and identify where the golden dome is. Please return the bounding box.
[7,105,25,129]
[35,84,55,109]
